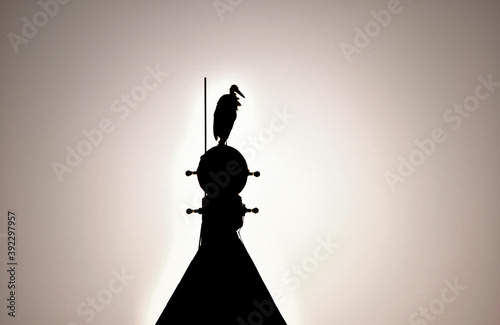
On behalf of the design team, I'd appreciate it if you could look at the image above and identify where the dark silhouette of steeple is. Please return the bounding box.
[155,85,287,325]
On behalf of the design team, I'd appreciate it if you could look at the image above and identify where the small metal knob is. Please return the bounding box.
[185,170,197,176]
[248,171,260,177]
[244,207,259,214]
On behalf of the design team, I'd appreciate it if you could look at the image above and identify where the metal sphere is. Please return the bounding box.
[196,145,248,197]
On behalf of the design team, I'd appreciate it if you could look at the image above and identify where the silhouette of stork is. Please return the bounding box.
[213,85,245,145]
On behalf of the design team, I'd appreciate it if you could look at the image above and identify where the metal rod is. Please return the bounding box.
[204,77,207,153]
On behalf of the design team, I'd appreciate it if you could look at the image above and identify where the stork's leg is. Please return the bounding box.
[218,137,228,146]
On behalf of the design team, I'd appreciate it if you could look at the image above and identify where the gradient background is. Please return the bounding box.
[1,0,500,324]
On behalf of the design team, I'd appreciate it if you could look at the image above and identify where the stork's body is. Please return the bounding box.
[213,85,245,145]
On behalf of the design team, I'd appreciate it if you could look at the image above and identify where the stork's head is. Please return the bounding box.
[230,85,245,98]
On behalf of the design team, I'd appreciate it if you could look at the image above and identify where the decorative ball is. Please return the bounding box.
[196,145,248,197]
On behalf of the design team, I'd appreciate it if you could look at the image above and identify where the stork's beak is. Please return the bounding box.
[235,88,245,98]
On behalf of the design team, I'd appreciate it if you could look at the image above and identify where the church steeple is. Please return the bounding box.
[155,81,287,325]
